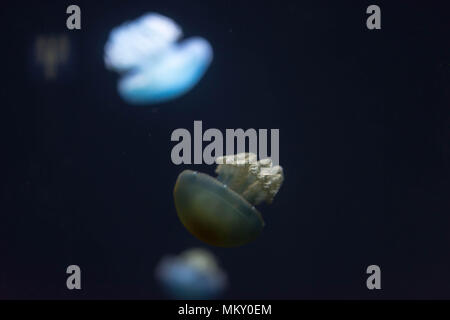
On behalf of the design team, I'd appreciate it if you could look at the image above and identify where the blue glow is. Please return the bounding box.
[105,13,213,105]
[155,248,227,300]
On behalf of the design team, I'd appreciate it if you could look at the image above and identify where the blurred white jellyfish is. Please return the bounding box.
[104,13,213,105]
[155,248,227,299]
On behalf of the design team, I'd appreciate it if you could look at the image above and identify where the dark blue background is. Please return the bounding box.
[1,0,449,299]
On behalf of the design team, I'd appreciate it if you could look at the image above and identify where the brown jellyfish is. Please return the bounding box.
[174,153,284,247]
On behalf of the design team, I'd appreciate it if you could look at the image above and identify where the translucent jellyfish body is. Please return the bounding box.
[155,248,227,299]
[104,13,213,105]
[34,34,70,81]
[174,153,284,247]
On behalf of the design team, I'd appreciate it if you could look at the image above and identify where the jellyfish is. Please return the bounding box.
[104,13,213,105]
[155,248,227,299]
[34,34,70,80]
[174,153,284,247]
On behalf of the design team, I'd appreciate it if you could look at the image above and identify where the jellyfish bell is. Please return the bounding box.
[155,248,227,299]
[174,170,264,247]
[174,153,284,247]
[118,37,213,105]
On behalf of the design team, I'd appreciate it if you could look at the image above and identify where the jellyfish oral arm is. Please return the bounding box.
[215,153,284,205]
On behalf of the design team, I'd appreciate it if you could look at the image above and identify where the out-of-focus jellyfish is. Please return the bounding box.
[34,34,70,80]
[174,153,284,247]
[104,13,213,105]
[155,248,227,299]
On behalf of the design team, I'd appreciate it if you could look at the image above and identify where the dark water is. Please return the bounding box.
[1,0,449,299]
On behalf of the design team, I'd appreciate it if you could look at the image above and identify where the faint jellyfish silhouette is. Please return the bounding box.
[104,13,213,105]
[35,34,70,80]
[155,248,227,299]
[174,153,284,247]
